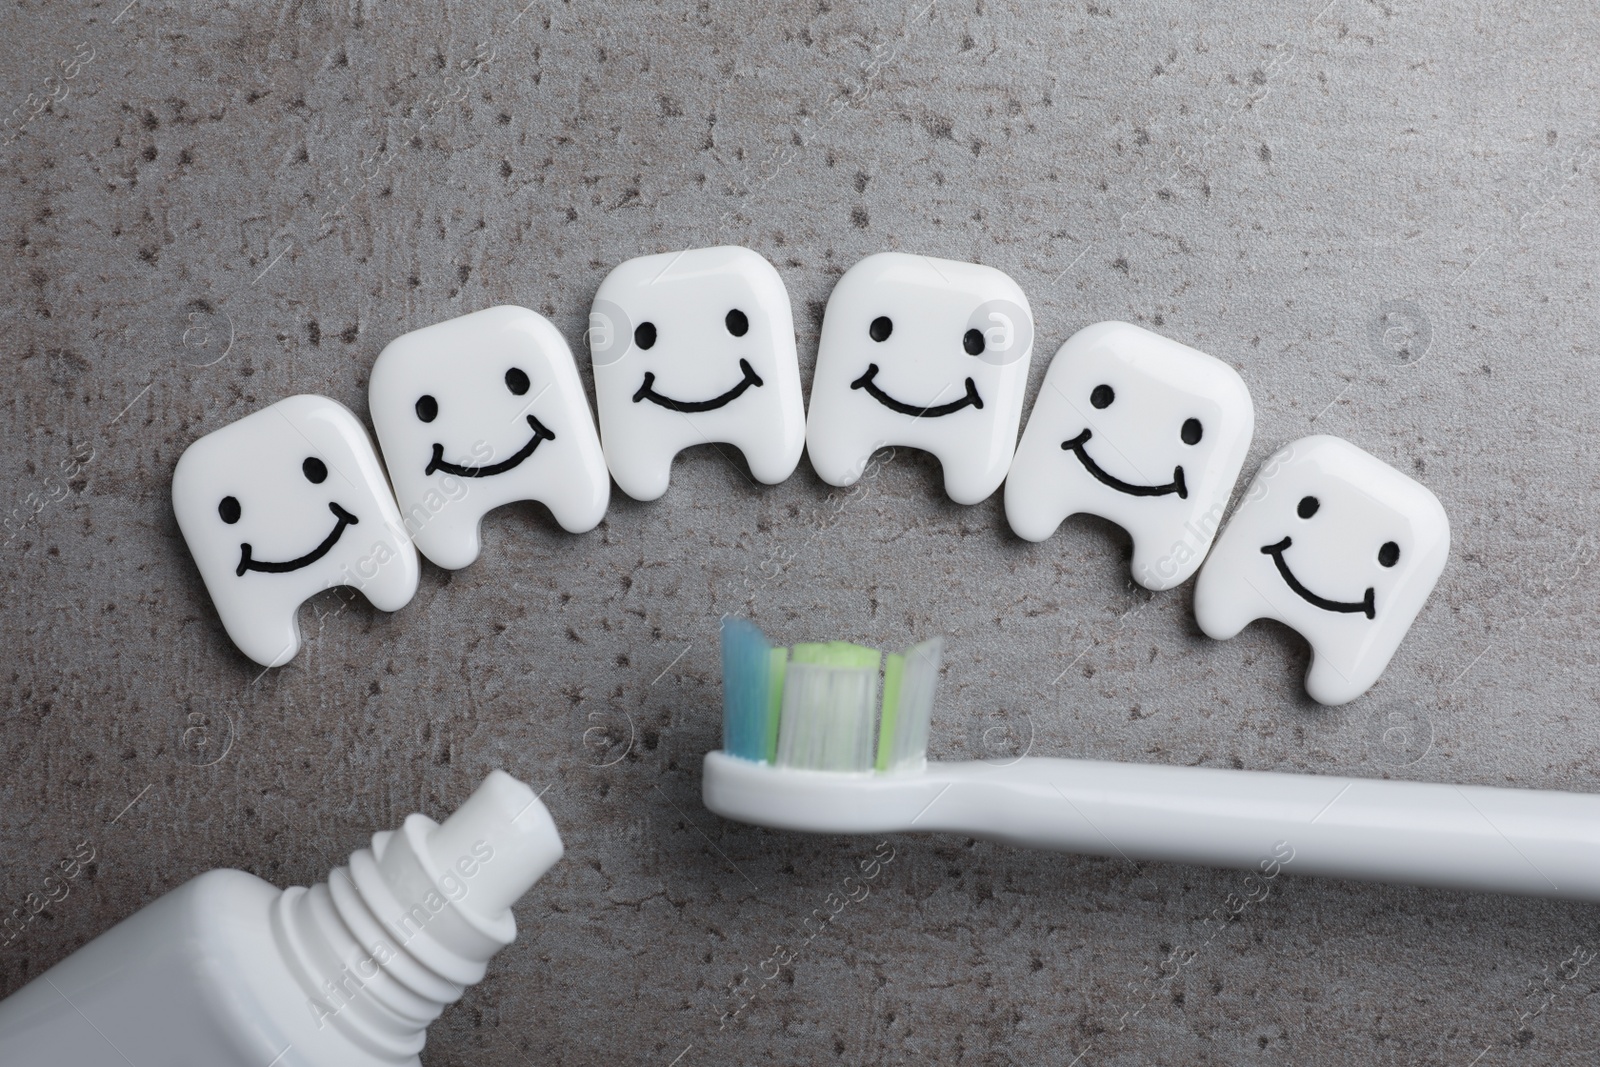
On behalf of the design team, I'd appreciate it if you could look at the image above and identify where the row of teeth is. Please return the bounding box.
[173,248,1447,708]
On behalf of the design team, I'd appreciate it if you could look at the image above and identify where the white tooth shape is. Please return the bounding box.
[1193,435,1450,705]
[587,246,805,501]
[369,306,610,570]
[172,394,420,667]
[805,252,1033,505]
[1005,321,1254,590]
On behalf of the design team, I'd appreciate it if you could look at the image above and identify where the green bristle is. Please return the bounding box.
[763,646,787,763]
[790,641,881,670]
[875,653,906,772]
[876,637,943,771]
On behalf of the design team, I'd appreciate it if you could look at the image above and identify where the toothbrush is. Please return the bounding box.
[703,619,1600,902]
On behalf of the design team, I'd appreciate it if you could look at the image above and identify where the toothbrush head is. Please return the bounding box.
[719,618,943,773]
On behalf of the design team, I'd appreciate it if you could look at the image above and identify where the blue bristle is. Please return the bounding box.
[721,617,772,761]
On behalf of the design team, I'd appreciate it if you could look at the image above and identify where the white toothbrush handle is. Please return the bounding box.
[702,752,1600,901]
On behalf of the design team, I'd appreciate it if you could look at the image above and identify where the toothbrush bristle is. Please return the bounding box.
[877,637,943,771]
[719,620,943,773]
[776,643,881,772]
[764,646,787,762]
[720,617,776,762]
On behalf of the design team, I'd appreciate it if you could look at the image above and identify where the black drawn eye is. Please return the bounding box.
[869,316,893,342]
[1090,384,1114,409]
[416,395,439,422]
[302,457,328,484]
[505,367,530,395]
[725,309,748,337]
[218,496,241,524]
[1181,418,1203,445]
[1297,496,1320,519]
[1378,541,1401,567]
[962,329,985,356]
[634,322,657,350]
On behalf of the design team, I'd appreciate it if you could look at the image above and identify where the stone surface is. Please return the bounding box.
[4,1,1600,1063]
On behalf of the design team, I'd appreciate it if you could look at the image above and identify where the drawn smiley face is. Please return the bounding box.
[849,313,986,419]
[806,253,1034,506]
[173,395,419,668]
[1259,493,1403,620]
[1059,381,1197,499]
[369,306,610,570]
[588,246,806,502]
[413,366,557,479]
[628,308,766,413]
[222,455,360,576]
[1193,435,1450,705]
[1005,322,1254,590]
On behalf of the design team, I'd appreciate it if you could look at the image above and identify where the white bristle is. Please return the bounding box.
[882,637,943,770]
[774,663,879,772]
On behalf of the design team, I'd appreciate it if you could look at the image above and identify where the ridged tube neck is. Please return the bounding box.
[272,772,563,1062]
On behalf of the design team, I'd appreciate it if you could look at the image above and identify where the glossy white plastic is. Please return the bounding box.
[805,252,1033,505]
[0,771,563,1067]
[703,752,1600,901]
[1193,435,1450,704]
[172,394,420,667]
[369,306,610,569]
[588,246,805,500]
[1005,321,1253,589]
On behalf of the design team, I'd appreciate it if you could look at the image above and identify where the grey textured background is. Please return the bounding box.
[5,0,1600,1063]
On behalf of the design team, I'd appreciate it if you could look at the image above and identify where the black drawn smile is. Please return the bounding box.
[237,502,358,577]
[426,414,557,477]
[1262,536,1375,619]
[851,363,982,418]
[634,358,763,413]
[1061,428,1187,499]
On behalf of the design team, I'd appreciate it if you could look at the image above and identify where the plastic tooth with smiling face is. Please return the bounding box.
[1005,321,1254,590]
[805,253,1034,505]
[587,246,805,501]
[368,306,610,570]
[1193,434,1450,705]
[172,394,419,667]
